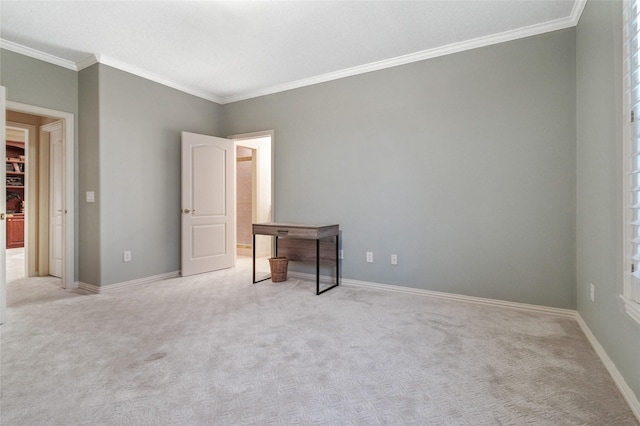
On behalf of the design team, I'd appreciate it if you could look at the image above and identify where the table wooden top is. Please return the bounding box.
[253,222,338,229]
[253,222,339,239]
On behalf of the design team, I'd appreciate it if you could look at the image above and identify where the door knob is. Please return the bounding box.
[183,208,191,214]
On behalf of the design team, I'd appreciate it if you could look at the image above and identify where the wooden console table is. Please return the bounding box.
[252,222,340,295]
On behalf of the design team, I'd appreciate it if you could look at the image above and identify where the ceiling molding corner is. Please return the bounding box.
[0,40,222,104]
[96,55,223,104]
[76,54,100,71]
[0,38,77,71]
[571,0,588,25]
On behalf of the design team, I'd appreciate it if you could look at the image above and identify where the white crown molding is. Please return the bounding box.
[1,1,588,105]
[0,38,77,70]
[219,13,581,104]
[576,313,640,422]
[96,54,223,104]
[76,53,99,71]
[76,270,180,294]
[0,40,222,103]
[571,0,588,25]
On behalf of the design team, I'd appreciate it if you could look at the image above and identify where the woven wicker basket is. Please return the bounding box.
[269,257,289,282]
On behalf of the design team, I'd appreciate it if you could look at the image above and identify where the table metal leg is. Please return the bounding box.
[336,235,339,287]
[316,239,320,295]
[252,233,272,284]
[316,235,340,295]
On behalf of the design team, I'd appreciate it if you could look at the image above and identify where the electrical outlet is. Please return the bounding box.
[366,252,373,263]
[339,250,344,260]
[589,283,595,302]
[391,254,398,265]
[123,250,132,262]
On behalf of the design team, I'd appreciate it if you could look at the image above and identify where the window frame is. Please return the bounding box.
[622,0,640,326]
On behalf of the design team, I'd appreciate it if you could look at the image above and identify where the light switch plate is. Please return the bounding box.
[86,191,95,203]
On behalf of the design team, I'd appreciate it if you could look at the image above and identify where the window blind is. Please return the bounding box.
[623,0,640,322]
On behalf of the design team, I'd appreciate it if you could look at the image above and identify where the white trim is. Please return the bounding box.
[228,130,276,235]
[622,0,640,326]
[576,313,640,421]
[571,0,588,25]
[227,129,275,142]
[0,4,587,105]
[288,271,575,318]
[77,271,180,294]
[0,39,77,71]
[6,101,75,290]
[621,295,640,325]
[96,55,223,104]
[72,265,640,422]
[1,86,6,324]
[76,282,100,294]
[288,271,640,420]
[219,14,582,104]
[75,54,99,71]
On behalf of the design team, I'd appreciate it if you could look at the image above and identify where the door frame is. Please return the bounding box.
[228,130,274,258]
[1,87,6,323]
[6,101,75,290]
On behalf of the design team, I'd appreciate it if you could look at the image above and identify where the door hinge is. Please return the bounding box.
[632,264,636,273]
[632,111,635,123]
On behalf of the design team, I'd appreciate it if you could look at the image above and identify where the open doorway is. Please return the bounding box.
[4,103,74,290]
[5,125,28,282]
[230,131,273,270]
[6,113,62,281]
[180,131,273,277]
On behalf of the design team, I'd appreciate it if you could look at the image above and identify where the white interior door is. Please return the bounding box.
[1,86,7,324]
[46,122,63,278]
[181,132,235,276]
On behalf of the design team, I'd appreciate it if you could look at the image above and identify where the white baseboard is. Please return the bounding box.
[72,267,639,421]
[289,271,640,420]
[288,271,575,318]
[289,271,639,421]
[576,313,640,421]
[76,271,180,294]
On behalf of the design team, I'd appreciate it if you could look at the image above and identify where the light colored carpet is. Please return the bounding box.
[5,248,26,283]
[1,256,638,425]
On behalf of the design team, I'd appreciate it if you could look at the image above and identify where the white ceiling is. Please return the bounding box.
[0,1,585,104]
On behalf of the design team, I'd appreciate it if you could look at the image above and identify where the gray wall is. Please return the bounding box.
[576,0,640,400]
[78,65,101,285]
[223,29,577,309]
[0,49,78,114]
[93,64,223,285]
[2,6,639,408]
[0,48,80,280]
[2,51,224,286]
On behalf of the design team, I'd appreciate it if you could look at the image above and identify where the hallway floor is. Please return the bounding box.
[6,247,25,282]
